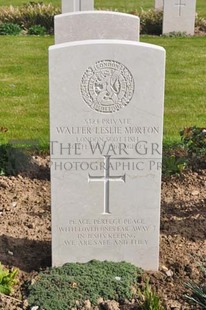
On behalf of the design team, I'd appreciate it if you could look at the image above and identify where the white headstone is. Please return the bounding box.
[49,40,165,271]
[55,11,140,44]
[155,0,164,10]
[163,0,196,35]
[62,0,94,13]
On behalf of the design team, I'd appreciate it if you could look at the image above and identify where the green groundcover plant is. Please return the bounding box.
[28,261,142,309]
[28,261,165,310]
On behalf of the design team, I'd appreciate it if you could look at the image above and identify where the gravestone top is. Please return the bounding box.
[163,0,196,35]
[55,11,140,44]
[62,0,94,13]
[49,39,165,270]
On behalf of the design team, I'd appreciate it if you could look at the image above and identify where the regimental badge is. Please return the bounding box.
[80,60,135,114]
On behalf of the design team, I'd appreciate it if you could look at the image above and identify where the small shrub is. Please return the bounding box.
[195,15,206,32]
[28,24,46,35]
[139,9,163,35]
[0,144,13,175]
[28,260,142,310]
[0,22,22,35]
[180,126,206,169]
[0,263,18,295]
[0,143,34,176]
[162,155,187,176]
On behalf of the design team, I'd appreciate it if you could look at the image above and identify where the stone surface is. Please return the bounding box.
[163,0,196,35]
[55,11,140,44]
[155,0,164,10]
[49,40,165,271]
[62,0,94,13]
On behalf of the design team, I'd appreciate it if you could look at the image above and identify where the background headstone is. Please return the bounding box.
[163,0,196,35]
[155,0,164,10]
[55,12,140,44]
[49,40,165,271]
[62,0,94,13]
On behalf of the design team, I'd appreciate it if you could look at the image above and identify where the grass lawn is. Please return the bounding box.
[0,36,52,147]
[0,0,205,17]
[0,36,205,147]
[143,36,206,144]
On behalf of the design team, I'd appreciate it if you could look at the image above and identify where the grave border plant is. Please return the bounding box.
[28,260,143,309]
[28,260,166,310]
[0,3,205,36]
[0,22,22,35]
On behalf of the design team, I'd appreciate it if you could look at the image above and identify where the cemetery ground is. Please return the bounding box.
[0,155,205,310]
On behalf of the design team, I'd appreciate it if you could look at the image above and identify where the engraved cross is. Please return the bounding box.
[73,0,81,11]
[175,0,186,17]
[88,156,126,215]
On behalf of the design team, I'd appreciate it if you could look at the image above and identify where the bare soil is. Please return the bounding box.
[0,156,205,310]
